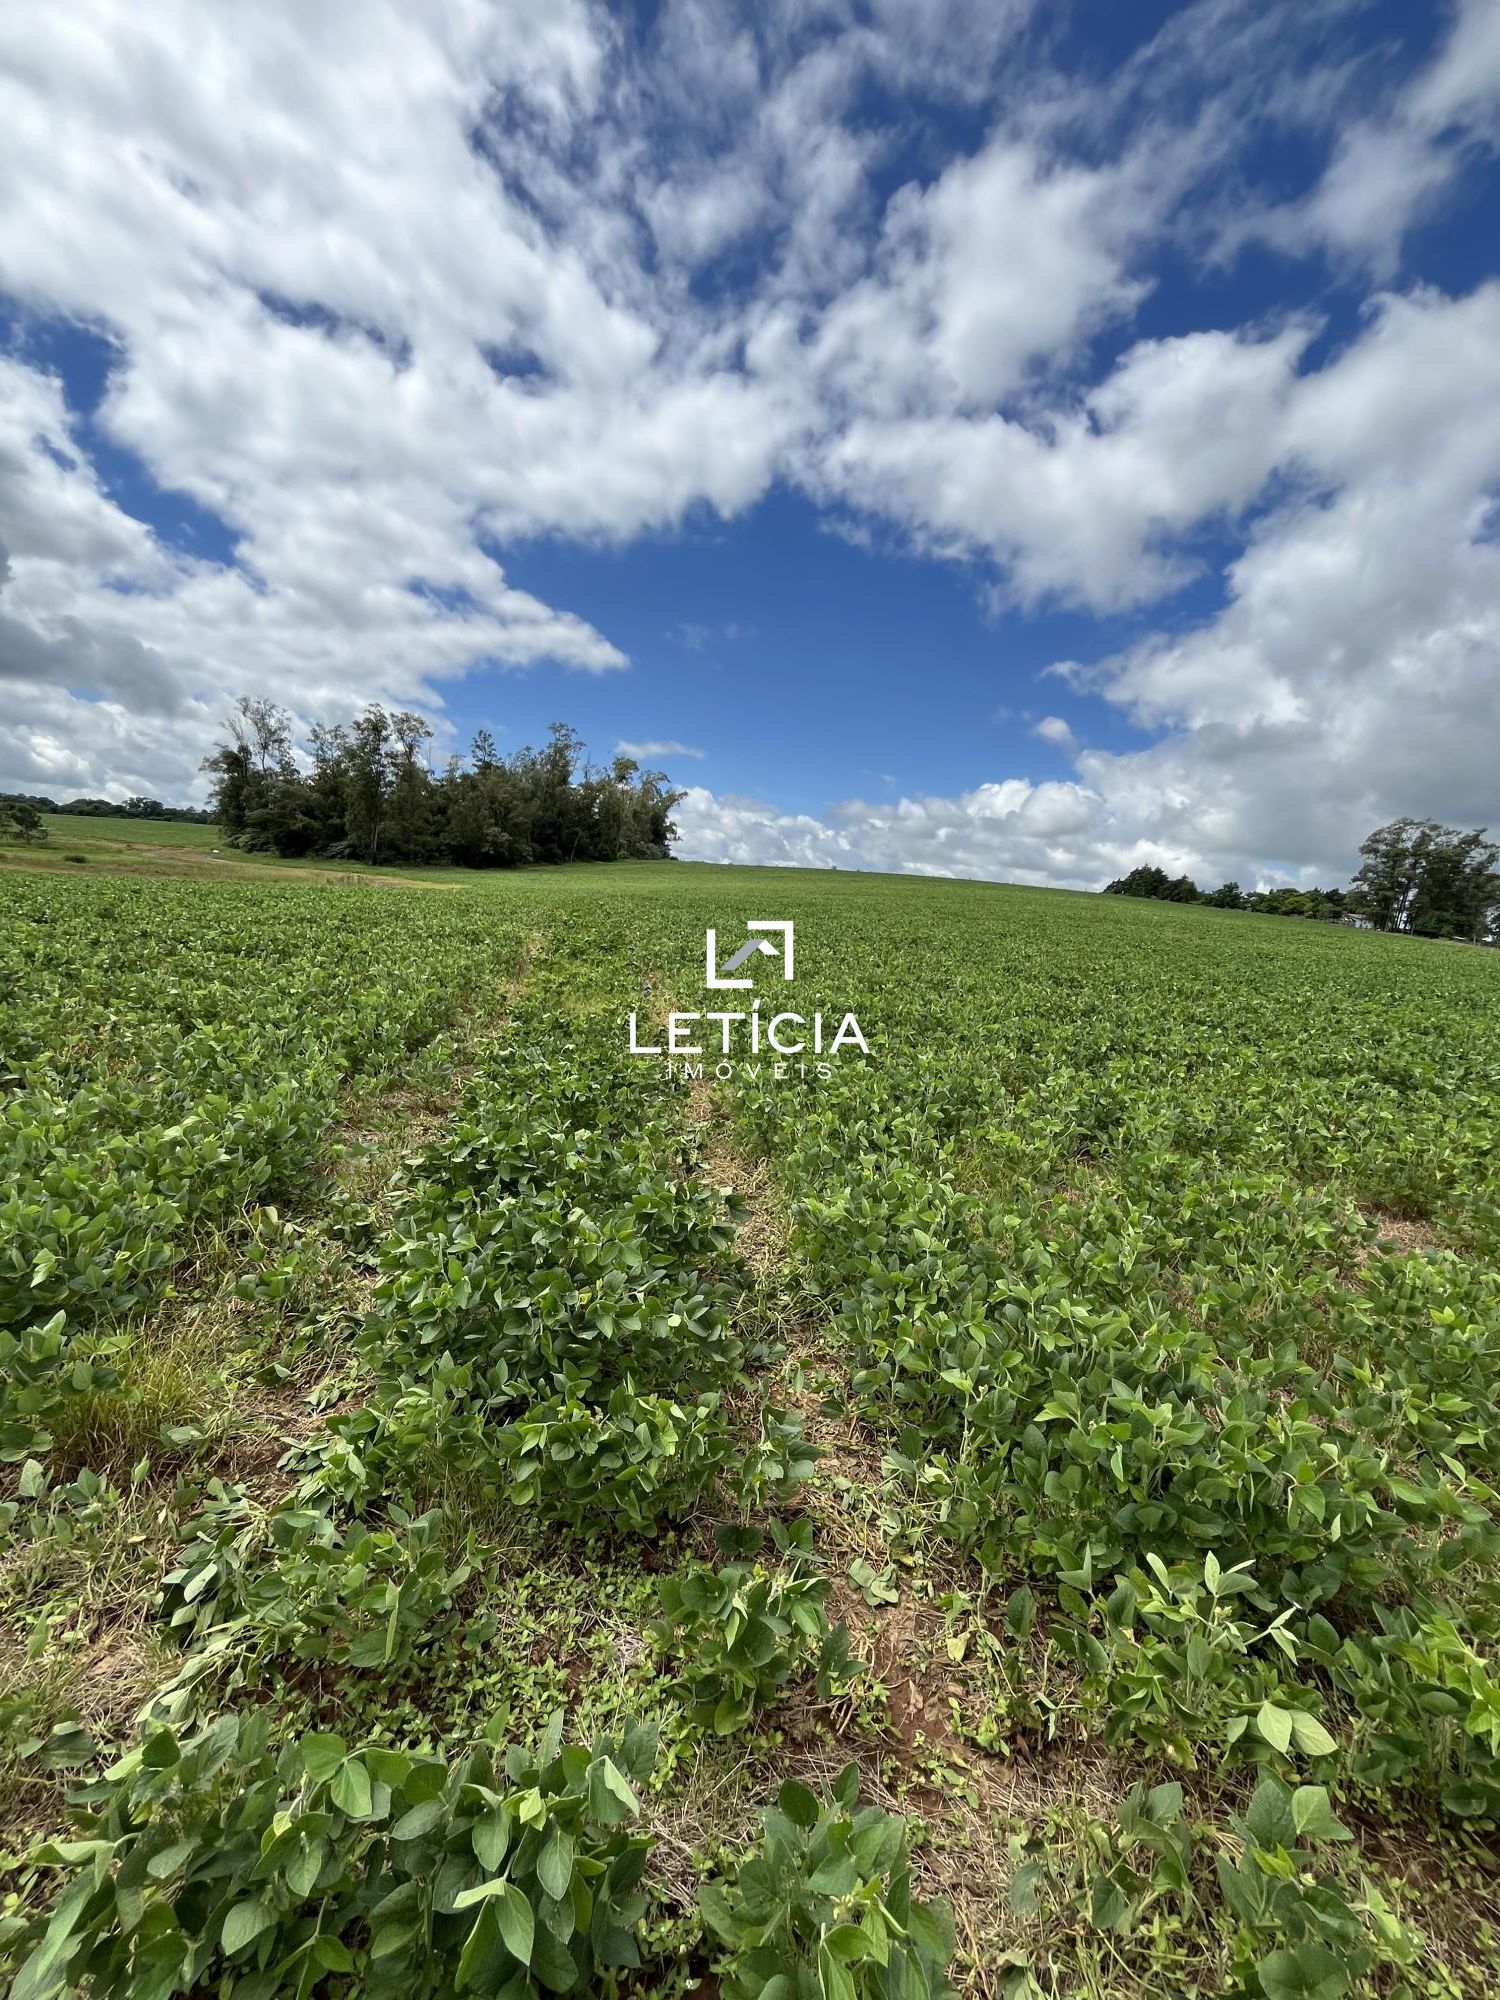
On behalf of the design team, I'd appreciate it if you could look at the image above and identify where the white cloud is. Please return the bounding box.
[1275,0,1500,269]
[811,320,1314,608]
[616,737,704,760]
[1033,715,1077,752]
[675,776,1173,889]
[806,137,1146,419]
[0,0,1493,888]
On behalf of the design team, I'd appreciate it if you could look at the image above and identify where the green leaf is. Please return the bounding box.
[286,1838,327,1898]
[145,1838,196,1880]
[391,1799,446,1841]
[1007,1863,1043,1918]
[495,1883,535,1968]
[455,1878,513,1911]
[777,1779,820,1829]
[537,1709,564,1769]
[592,1760,640,1824]
[713,1690,749,1735]
[1146,1782,1183,1824]
[1288,1712,1337,1758]
[1089,1874,1130,1932]
[1003,1586,1036,1639]
[1243,1777,1294,1848]
[538,1827,574,1903]
[1256,1702,1293,1754]
[1257,1940,1350,1999]
[331,1757,373,1819]
[473,1808,512,1870]
[808,1858,859,1898]
[302,1734,346,1782]
[457,1903,498,1992]
[221,1899,274,1956]
[818,1939,857,2000]
[1442,1780,1497,1818]
[906,1900,955,1963]
[1290,1788,1350,1842]
[823,1924,871,1964]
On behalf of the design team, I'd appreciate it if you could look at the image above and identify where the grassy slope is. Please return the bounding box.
[2,815,453,889]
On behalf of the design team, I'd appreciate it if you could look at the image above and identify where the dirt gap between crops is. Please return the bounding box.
[1359,1206,1442,1257]
[670,1066,1147,1996]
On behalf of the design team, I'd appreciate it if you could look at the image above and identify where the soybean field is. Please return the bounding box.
[3,860,1499,2000]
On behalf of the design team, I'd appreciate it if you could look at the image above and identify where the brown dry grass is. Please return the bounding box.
[1362,1208,1442,1256]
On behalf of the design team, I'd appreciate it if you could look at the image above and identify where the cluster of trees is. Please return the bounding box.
[0,791,213,823]
[1104,867,1350,920]
[60,795,213,822]
[1348,819,1500,941]
[1103,866,1207,905]
[203,698,685,868]
[1104,819,1499,942]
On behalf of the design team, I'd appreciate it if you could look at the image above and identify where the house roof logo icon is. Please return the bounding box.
[705,920,794,989]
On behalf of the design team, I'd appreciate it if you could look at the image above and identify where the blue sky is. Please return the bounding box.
[1,0,1497,886]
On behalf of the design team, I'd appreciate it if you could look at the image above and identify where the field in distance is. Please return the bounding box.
[2,855,1498,1999]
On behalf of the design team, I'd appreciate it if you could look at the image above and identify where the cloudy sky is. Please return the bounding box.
[1,0,1497,888]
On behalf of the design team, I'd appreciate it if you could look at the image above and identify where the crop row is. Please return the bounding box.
[711,902,1500,1822]
[4,920,955,1996]
[0,878,528,1332]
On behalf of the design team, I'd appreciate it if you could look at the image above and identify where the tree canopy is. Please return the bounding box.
[0,796,48,844]
[1347,819,1500,942]
[202,699,685,868]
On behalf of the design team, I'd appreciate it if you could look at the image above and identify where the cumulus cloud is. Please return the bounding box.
[675,776,1204,890]
[1032,715,1077,752]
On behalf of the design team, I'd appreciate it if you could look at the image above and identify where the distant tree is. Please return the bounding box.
[1349,819,1499,942]
[28,793,209,823]
[202,697,691,871]
[385,710,437,861]
[1104,865,1201,903]
[56,796,118,816]
[1104,865,1174,899]
[343,706,396,867]
[1248,886,1350,920]
[201,697,297,846]
[1098,822,1497,941]
[0,798,47,843]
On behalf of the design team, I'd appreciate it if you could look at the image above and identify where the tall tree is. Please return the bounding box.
[343,706,395,867]
[201,696,296,845]
[1350,820,1500,941]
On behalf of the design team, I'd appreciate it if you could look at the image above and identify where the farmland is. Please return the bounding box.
[2,860,1499,2000]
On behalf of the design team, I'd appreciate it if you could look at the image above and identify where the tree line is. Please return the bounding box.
[1104,819,1500,943]
[201,698,685,867]
[0,793,214,841]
